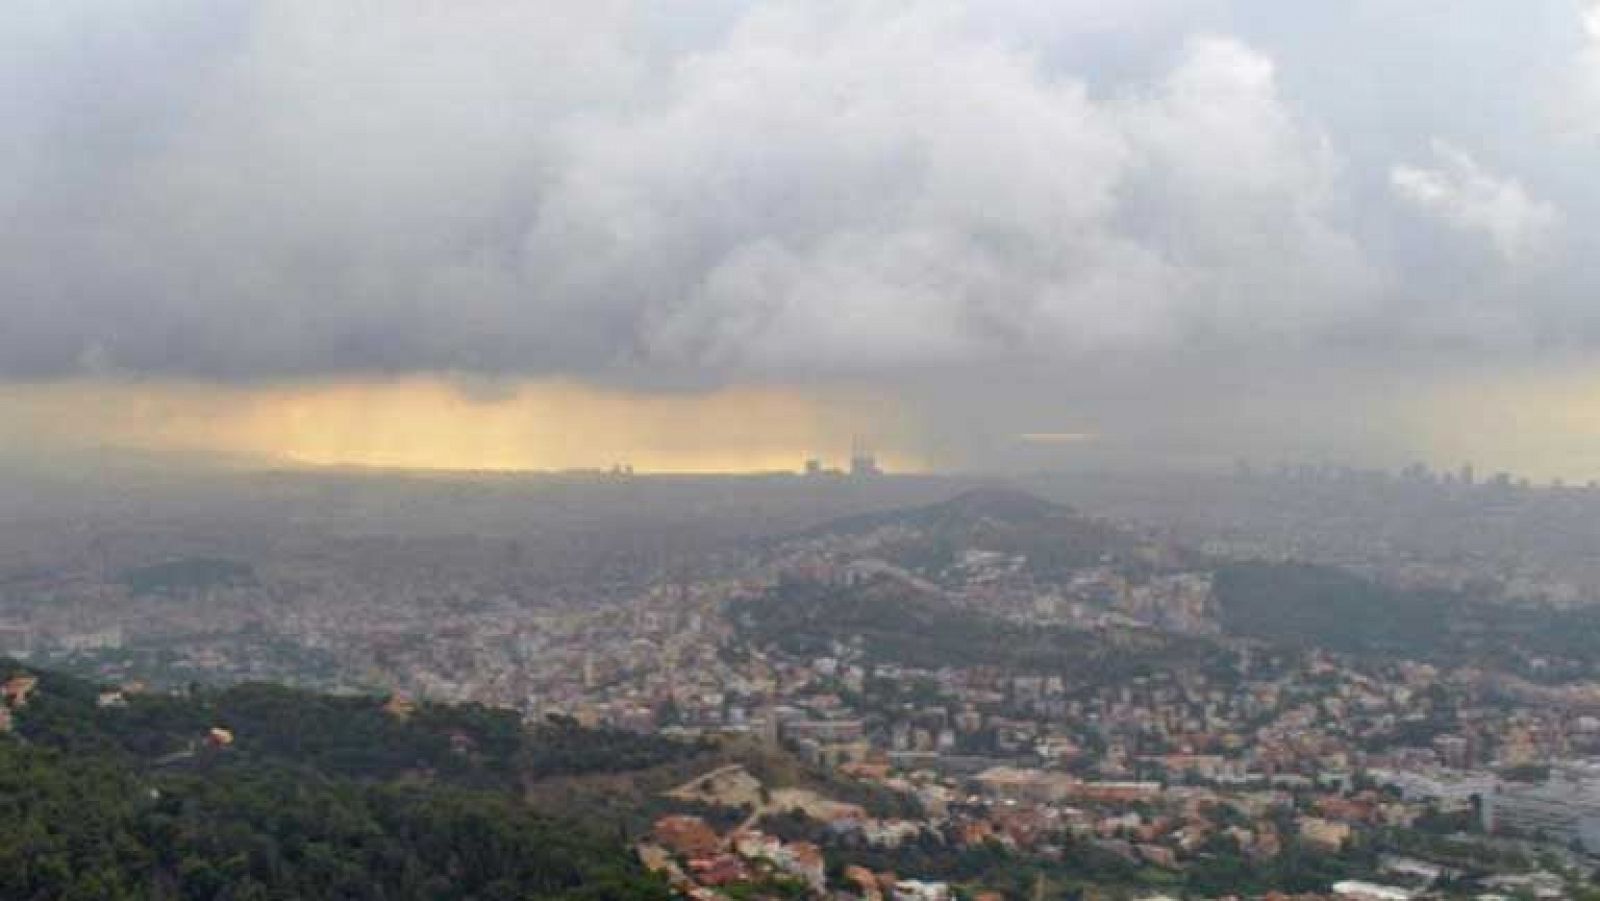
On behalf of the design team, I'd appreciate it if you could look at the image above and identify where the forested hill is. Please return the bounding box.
[792,486,1189,578]
[1212,563,1454,654]
[733,575,1214,681]
[10,664,697,786]
[1213,562,1600,674]
[0,663,682,900]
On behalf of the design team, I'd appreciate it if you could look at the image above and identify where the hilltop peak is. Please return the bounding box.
[932,486,1074,523]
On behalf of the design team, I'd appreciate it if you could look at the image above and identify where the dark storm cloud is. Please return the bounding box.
[2,0,1596,383]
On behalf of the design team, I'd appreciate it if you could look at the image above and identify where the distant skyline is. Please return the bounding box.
[7,2,1600,478]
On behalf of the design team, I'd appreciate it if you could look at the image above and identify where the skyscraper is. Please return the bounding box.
[849,438,881,477]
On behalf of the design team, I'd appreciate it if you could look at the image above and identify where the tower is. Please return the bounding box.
[848,437,881,477]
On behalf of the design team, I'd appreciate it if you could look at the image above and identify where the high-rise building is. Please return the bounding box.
[849,438,882,477]
[1485,764,1600,850]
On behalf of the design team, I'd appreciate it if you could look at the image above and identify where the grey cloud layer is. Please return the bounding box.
[1,0,1593,381]
[1391,142,1561,265]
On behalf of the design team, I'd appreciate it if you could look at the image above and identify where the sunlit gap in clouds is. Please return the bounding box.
[0,377,932,475]
[1017,432,1098,445]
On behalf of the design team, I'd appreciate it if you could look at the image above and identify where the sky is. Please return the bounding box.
[4,0,1600,476]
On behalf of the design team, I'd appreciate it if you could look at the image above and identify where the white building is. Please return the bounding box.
[1485,763,1600,850]
[892,880,951,901]
[1332,880,1414,901]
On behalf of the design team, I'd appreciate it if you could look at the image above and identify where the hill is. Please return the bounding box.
[1212,562,1453,655]
[771,488,1600,679]
[793,486,1188,582]
[0,664,682,900]
[733,572,1215,681]
[1214,562,1600,677]
[806,486,1075,535]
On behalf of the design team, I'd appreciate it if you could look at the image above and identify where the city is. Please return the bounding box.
[3,470,1600,898]
[8,1,1600,898]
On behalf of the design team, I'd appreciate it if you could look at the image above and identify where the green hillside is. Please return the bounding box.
[734,574,1209,680]
[0,664,679,900]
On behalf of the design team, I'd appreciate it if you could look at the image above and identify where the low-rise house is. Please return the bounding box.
[1297,816,1351,852]
[3,674,38,708]
[893,879,951,901]
[1331,880,1414,901]
[654,815,722,859]
[688,854,748,887]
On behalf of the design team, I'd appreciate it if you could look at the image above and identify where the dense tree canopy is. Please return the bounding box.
[0,664,683,900]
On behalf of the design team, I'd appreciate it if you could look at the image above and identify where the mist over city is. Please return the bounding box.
[5,3,1600,900]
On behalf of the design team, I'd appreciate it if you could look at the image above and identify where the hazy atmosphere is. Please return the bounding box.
[14,7,1600,899]
[6,0,1600,475]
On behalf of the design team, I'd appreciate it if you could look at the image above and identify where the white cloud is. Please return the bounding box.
[1576,0,1600,137]
[538,12,1370,374]
[1390,140,1560,264]
[0,0,1592,384]
[1114,35,1376,336]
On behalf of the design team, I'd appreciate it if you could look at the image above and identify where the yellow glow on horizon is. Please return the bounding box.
[0,377,930,474]
[1415,364,1600,483]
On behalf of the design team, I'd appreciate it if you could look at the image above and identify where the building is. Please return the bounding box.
[849,439,882,477]
[1297,816,1352,852]
[3,674,38,708]
[783,717,866,744]
[1369,768,1496,807]
[975,766,1080,803]
[1332,881,1414,901]
[780,841,826,892]
[0,626,33,658]
[653,815,722,859]
[893,880,951,901]
[1485,765,1600,850]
